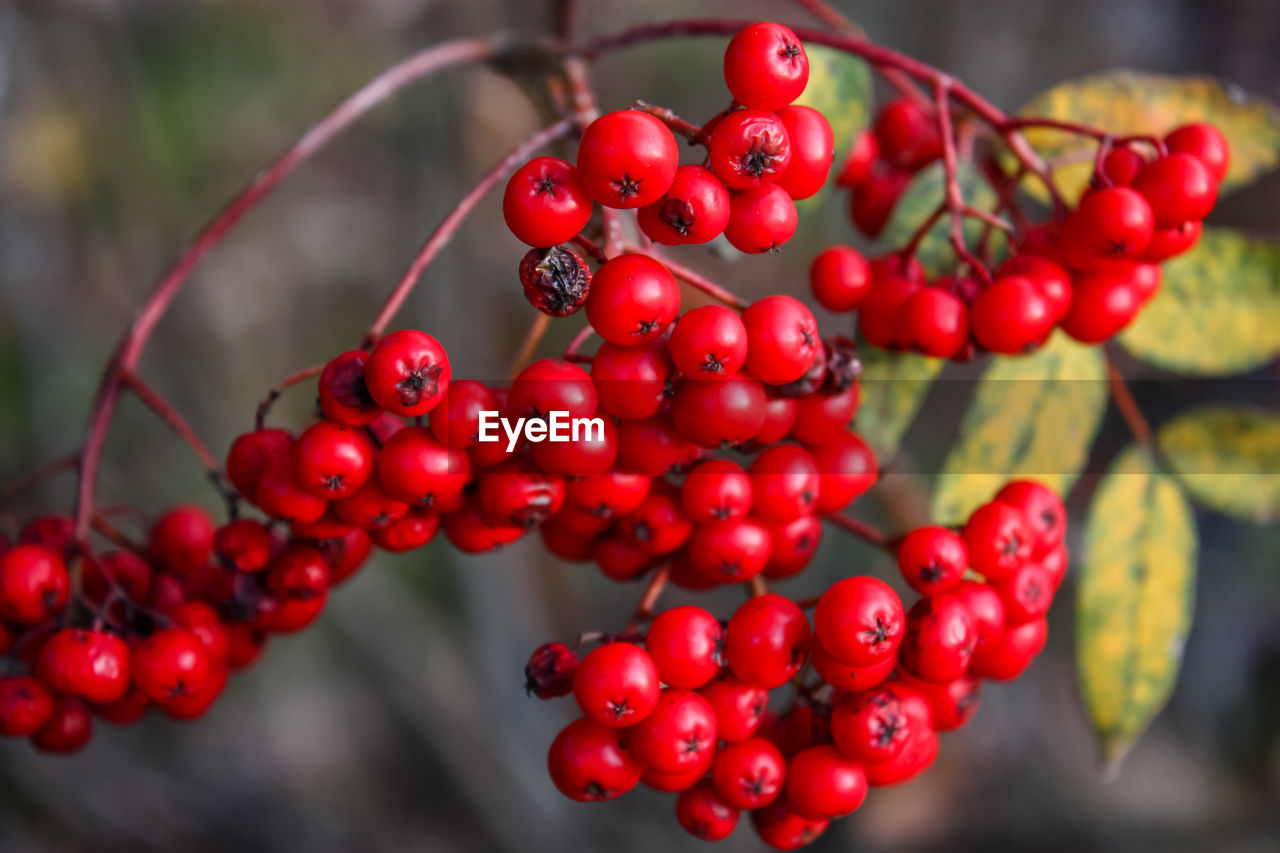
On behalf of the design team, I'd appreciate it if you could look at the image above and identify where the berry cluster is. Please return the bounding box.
[828,99,1226,357]
[505,22,831,258]
[527,481,1065,849]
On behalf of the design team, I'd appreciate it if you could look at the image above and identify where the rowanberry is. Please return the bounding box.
[681,459,753,523]
[168,600,231,663]
[786,745,868,820]
[722,22,809,111]
[585,254,681,345]
[836,129,878,188]
[1131,152,1217,227]
[1059,270,1142,343]
[614,415,699,477]
[995,479,1066,556]
[617,485,694,555]
[428,379,496,450]
[1062,186,1154,261]
[131,628,213,706]
[971,275,1054,354]
[995,562,1055,625]
[566,469,651,519]
[332,478,409,530]
[762,515,822,579]
[292,421,374,500]
[809,245,871,313]
[644,752,714,793]
[969,616,1047,680]
[699,676,768,742]
[36,628,131,704]
[0,544,70,625]
[593,536,658,581]
[750,799,829,850]
[685,517,772,584]
[226,428,294,499]
[830,686,911,765]
[675,782,740,841]
[1038,543,1069,591]
[572,642,661,728]
[862,686,938,787]
[318,350,380,426]
[255,455,328,524]
[591,339,673,421]
[856,276,919,349]
[478,461,565,528]
[774,105,835,200]
[576,110,679,209]
[904,286,971,358]
[814,576,904,666]
[874,97,942,172]
[1165,122,1229,183]
[525,642,579,699]
[645,605,723,689]
[742,295,819,385]
[708,109,793,190]
[32,695,93,754]
[532,410,618,476]
[809,639,896,692]
[547,717,644,802]
[85,549,154,602]
[899,593,977,683]
[638,164,731,245]
[849,163,911,239]
[0,675,55,736]
[519,246,592,317]
[755,394,799,444]
[997,253,1073,322]
[508,358,598,420]
[900,672,982,731]
[503,156,593,247]
[712,736,786,809]
[897,526,968,595]
[670,376,767,448]
[149,504,215,576]
[1142,219,1202,262]
[668,305,748,379]
[629,687,719,775]
[723,183,798,253]
[363,329,451,417]
[749,444,820,523]
[950,579,1006,655]
[724,593,810,688]
[963,500,1032,580]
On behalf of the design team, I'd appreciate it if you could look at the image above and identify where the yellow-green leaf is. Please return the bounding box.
[1016,71,1280,204]
[878,161,1003,276]
[854,347,944,460]
[793,44,871,215]
[1157,406,1280,523]
[1077,445,1196,770]
[1118,227,1280,374]
[931,332,1106,524]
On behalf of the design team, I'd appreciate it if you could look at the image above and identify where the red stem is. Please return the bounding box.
[1105,350,1152,445]
[121,372,221,474]
[255,364,324,431]
[1,454,79,503]
[627,244,747,309]
[821,512,892,550]
[71,36,503,552]
[508,313,553,381]
[631,100,704,142]
[626,564,670,631]
[934,80,994,284]
[563,325,596,359]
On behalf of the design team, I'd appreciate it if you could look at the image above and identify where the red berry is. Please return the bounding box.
[149,505,215,576]
[332,477,409,530]
[509,357,598,423]
[724,593,810,688]
[577,110,679,209]
[774,105,834,200]
[670,376,767,448]
[547,717,644,801]
[763,515,822,579]
[428,379,496,450]
[168,600,231,663]
[615,415,700,477]
[995,479,1066,556]
[676,782,740,841]
[1142,219,1202,262]
[742,295,819,385]
[836,129,879,187]
[586,254,681,345]
[478,462,565,529]
[790,385,861,448]
[786,745,868,819]
[638,164,731,245]
[724,184,798,253]
[862,686,938,787]
[292,422,374,500]
[629,688,719,775]
[814,576,904,665]
[963,500,1033,580]
[1062,186,1154,261]
[19,515,73,553]
[524,642,578,699]
[256,455,328,524]
[617,484,694,555]
[0,675,55,736]
[566,469,651,519]
[443,502,526,553]
[36,628,130,704]
[899,593,977,683]
[226,428,294,499]
[31,695,93,754]
[856,276,920,348]
[749,444,820,523]
[682,459,752,522]
[755,394,799,444]
[644,752,714,793]
[131,628,213,706]
[0,544,70,624]
[1131,152,1217,227]
[318,350,379,426]
[699,677,769,742]
[1039,543,1069,591]
[519,246,592,317]
[363,329,450,417]
[903,286,969,358]
[849,163,910,238]
[712,736,786,809]
[645,606,723,689]
[950,579,1007,655]
[995,562,1055,625]
[969,616,1047,680]
[708,109,793,190]
[1165,122,1229,183]
[503,156,593,247]
[830,685,911,765]
[750,799,829,850]
[573,642,661,728]
[897,526,968,596]
[1099,145,1146,186]
[971,275,1054,354]
[531,409,617,476]
[669,305,748,378]
[685,518,773,584]
[900,672,982,731]
[810,641,894,694]
[722,22,809,111]
[593,536,657,581]
[1060,270,1142,343]
[591,340,673,421]
[810,245,871,313]
[875,97,942,170]
[997,253,1073,322]
[379,427,470,511]
[811,433,876,512]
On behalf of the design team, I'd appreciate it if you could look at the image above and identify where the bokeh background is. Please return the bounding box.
[1,1,1278,850]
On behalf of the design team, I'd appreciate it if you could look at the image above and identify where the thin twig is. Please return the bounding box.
[121,372,220,474]
[821,512,893,550]
[508,313,553,380]
[255,364,323,430]
[1105,350,1152,446]
[626,564,670,632]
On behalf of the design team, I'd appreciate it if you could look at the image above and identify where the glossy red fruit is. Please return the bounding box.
[724,183,798,253]
[787,745,868,820]
[168,601,231,663]
[572,642,661,728]
[862,693,938,787]
[963,500,1033,580]
[997,253,1073,322]
[1131,152,1217,227]
[749,445,820,523]
[1099,145,1146,186]
[31,695,93,754]
[586,254,680,345]
[700,677,769,742]
[969,616,1048,680]
[363,329,450,417]
[809,639,895,692]
[590,340,672,421]
[685,518,773,584]
[902,286,969,358]
[681,459,752,522]
[996,562,1055,625]
[617,485,694,555]
[809,246,870,313]
[849,164,910,239]
[1060,270,1142,343]
[36,628,130,704]
[645,750,714,793]
[897,526,968,595]
[712,736,786,809]
[519,245,592,317]
[524,642,578,700]
[750,799,829,850]
[444,502,525,553]
[615,415,700,477]
[723,22,809,111]
[950,580,1007,655]
[811,433,877,512]
[762,515,821,579]
[1142,219,1201,262]
[742,295,819,385]
[0,544,70,625]
[638,164,731,246]
[899,593,977,683]
[754,395,799,444]
[629,688,718,775]
[708,109,793,190]
[645,606,723,689]
[671,377,767,448]
[971,275,1054,354]
[724,594,810,689]
[830,686,910,765]
[774,105,834,199]
[1038,543,1069,591]
[478,462,565,529]
[788,384,860,448]
[669,305,748,379]
[292,422,373,500]
[577,110,679,208]
[995,480,1066,556]
[0,676,55,736]
[593,536,657,581]
[837,129,878,187]
[547,717,644,802]
[318,350,380,426]
[17,516,73,553]
[131,628,213,705]
[212,519,270,573]
[676,782,740,841]
[226,428,294,498]
[149,505,215,576]
[503,156,593,247]
[900,672,982,731]
[814,576,904,665]
[378,427,470,510]
[856,276,920,349]
[332,477,409,530]
[1063,186,1154,261]
[1165,122,1229,183]
[428,380,496,450]
[875,97,942,171]
[508,358,598,423]
[256,455,328,524]
[531,409,617,476]
[566,470,651,519]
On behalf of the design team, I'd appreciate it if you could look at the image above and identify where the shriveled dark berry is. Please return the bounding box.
[519,246,592,317]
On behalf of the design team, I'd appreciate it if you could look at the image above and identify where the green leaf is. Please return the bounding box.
[931,332,1106,524]
[877,161,1003,276]
[1016,71,1280,204]
[1076,445,1197,771]
[854,347,944,460]
[1118,227,1280,374]
[1157,406,1280,523]
[793,44,871,216]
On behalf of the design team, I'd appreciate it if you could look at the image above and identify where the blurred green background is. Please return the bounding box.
[1,0,1278,850]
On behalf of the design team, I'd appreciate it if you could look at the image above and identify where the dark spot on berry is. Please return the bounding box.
[612,172,642,200]
[631,521,652,543]
[780,42,802,59]
[701,354,726,373]
[535,175,560,197]
[659,198,696,236]
[323,474,345,492]
[636,318,661,336]
[584,781,608,799]
[395,363,442,408]
[738,132,788,178]
[607,698,629,720]
[682,734,704,755]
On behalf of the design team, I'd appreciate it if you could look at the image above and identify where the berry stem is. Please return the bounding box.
[748,575,769,597]
[1104,350,1153,446]
[631,100,705,143]
[934,80,994,285]
[90,514,148,557]
[508,313,554,381]
[626,244,747,310]
[821,512,893,550]
[120,372,222,476]
[254,364,325,431]
[563,324,597,359]
[70,35,505,559]
[626,564,670,632]
[359,117,577,349]
[0,453,79,503]
[570,233,609,263]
